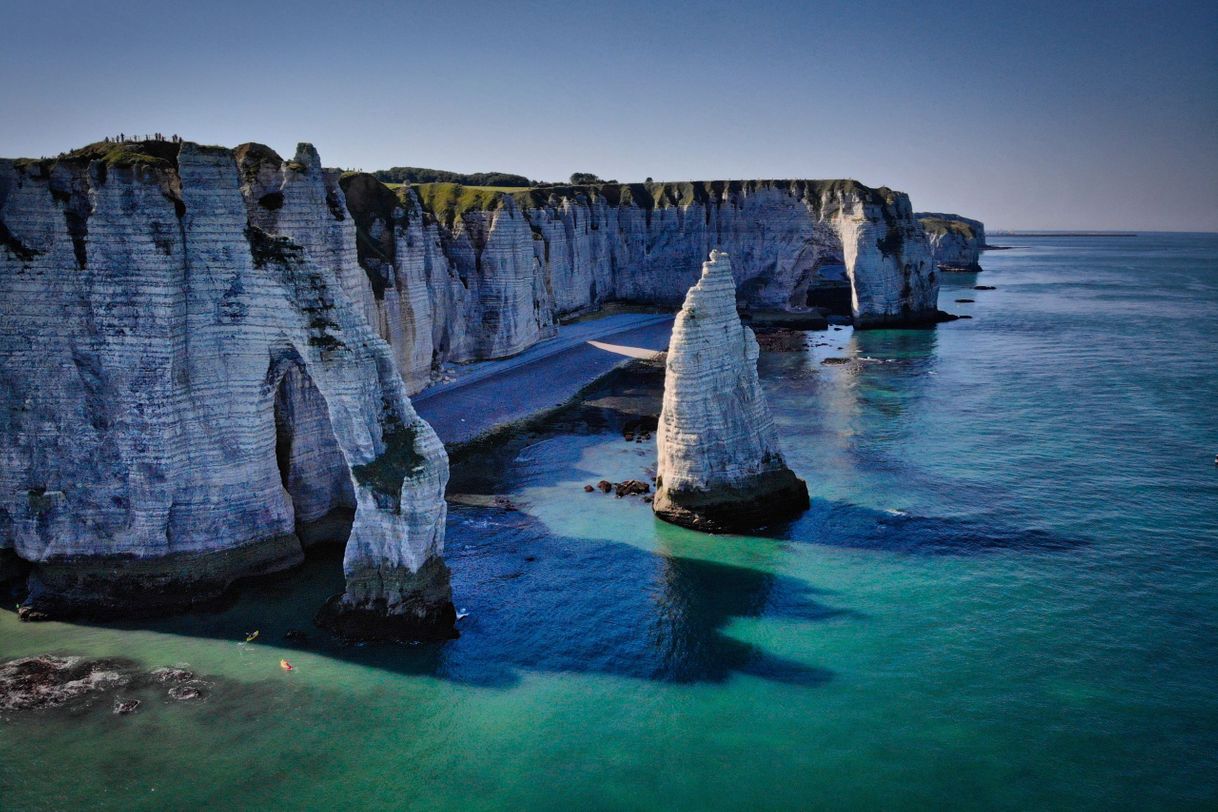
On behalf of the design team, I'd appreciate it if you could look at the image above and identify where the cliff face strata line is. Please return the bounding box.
[338,177,557,393]
[917,212,987,272]
[653,250,810,532]
[341,177,943,392]
[0,141,453,637]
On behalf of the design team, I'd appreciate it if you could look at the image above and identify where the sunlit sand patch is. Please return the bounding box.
[586,340,663,360]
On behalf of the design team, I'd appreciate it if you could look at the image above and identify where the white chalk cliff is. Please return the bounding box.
[0,140,453,637]
[653,250,809,532]
[917,212,987,272]
[343,178,945,393]
[0,138,962,621]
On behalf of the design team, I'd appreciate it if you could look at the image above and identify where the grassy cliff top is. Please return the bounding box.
[371,177,899,224]
[14,140,181,172]
[411,182,531,224]
[8,140,241,178]
[373,166,531,187]
[918,216,976,240]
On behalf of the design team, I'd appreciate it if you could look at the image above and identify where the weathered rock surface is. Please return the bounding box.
[338,178,556,393]
[0,656,130,711]
[0,140,453,638]
[917,212,987,272]
[0,655,213,711]
[342,178,943,391]
[653,250,809,532]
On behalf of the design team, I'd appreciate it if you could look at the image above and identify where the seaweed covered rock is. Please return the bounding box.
[0,656,131,711]
[653,250,809,532]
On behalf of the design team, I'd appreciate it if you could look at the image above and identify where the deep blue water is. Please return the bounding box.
[2,234,1216,810]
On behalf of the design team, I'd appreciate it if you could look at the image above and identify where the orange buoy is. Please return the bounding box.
[279,658,294,671]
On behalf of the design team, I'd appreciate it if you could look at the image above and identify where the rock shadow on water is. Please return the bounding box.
[437,507,840,688]
[789,498,1087,556]
[18,510,840,692]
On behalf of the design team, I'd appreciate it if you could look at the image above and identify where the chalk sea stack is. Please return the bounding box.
[917,212,987,272]
[653,250,809,532]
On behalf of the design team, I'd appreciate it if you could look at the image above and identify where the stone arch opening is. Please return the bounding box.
[269,352,356,550]
[805,256,852,316]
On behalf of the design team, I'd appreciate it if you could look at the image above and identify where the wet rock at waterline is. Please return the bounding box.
[754,328,809,352]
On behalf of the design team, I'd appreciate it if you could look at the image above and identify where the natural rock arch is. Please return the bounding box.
[263,338,455,641]
[0,141,455,638]
[269,348,356,549]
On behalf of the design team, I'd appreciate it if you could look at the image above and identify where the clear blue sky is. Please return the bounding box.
[2,0,1215,231]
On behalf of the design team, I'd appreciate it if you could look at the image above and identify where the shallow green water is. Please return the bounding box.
[3,235,1217,810]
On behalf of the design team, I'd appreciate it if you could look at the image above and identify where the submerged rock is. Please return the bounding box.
[653,251,809,532]
[0,656,214,712]
[150,667,195,684]
[113,698,140,715]
[0,656,130,711]
[167,682,207,701]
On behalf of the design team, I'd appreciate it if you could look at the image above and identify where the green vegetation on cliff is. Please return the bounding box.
[918,216,975,240]
[336,171,911,299]
[352,419,423,503]
[373,166,532,187]
[60,140,180,170]
[411,182,530,226]
[395,178,898,223]
[11,140,231,179]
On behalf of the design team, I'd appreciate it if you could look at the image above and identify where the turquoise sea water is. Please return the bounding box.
[3,234,1217,810]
